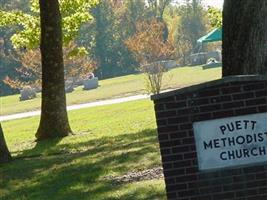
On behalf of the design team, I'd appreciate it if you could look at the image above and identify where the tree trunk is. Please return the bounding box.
[36,0,72,140]
[0,124,11,164]
[222,0,267,76]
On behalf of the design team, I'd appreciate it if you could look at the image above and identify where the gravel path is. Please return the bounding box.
[0,94,149,122]
[104,167,163,185]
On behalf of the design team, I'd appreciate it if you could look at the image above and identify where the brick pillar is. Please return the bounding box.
[152,76,267,200]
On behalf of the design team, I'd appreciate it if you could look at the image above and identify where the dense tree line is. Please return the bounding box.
[0,0,209,95]
[0,0,27,95]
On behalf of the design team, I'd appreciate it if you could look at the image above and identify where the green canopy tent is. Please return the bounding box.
[190,28,222,66]
[197,27,222,44]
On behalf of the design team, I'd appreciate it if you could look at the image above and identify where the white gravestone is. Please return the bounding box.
[193,113,267,171]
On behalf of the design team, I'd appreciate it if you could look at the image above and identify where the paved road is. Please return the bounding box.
[0,94,150,122]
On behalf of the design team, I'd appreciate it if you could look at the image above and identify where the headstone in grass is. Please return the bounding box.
[65,80,74,93]
[83,77,98,90]
[20,86,37,101]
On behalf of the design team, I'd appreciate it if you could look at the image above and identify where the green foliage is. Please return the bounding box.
[60,0,98,42]
[122,0,146,35]
[0,0,98,96]
[125,19,174,94]
[146,0,171,20]
[0,0,30,11]
[89,0,139,79]
[0,0,98,49]
[80,0,172,79]
[0,0,217,95]
[168,0,208,64]
[208,6,222,28]
[67,46,88,58]
[180,1,207,49]
[0,1,32,95]
[0,10,38,48]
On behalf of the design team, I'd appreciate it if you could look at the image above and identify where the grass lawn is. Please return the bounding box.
[0,66,221,116]
[0,99,166,200]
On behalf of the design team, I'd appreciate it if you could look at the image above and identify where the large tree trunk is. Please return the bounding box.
[0,124,11,164]
[36,0,72,140]
[222,0,267,76]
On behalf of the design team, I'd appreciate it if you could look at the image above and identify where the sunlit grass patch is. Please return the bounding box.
[1,99,166,200]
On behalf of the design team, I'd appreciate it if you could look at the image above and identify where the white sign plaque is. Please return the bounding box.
[193,112,267,171]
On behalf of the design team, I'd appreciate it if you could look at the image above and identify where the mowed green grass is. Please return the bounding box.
[0,66,221,115]
[0,99,166,200]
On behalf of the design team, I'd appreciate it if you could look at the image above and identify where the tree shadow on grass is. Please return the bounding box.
[13,137,63,159]
[0,128,166,200]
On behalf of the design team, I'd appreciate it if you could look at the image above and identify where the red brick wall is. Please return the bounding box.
[152,77,267,200]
